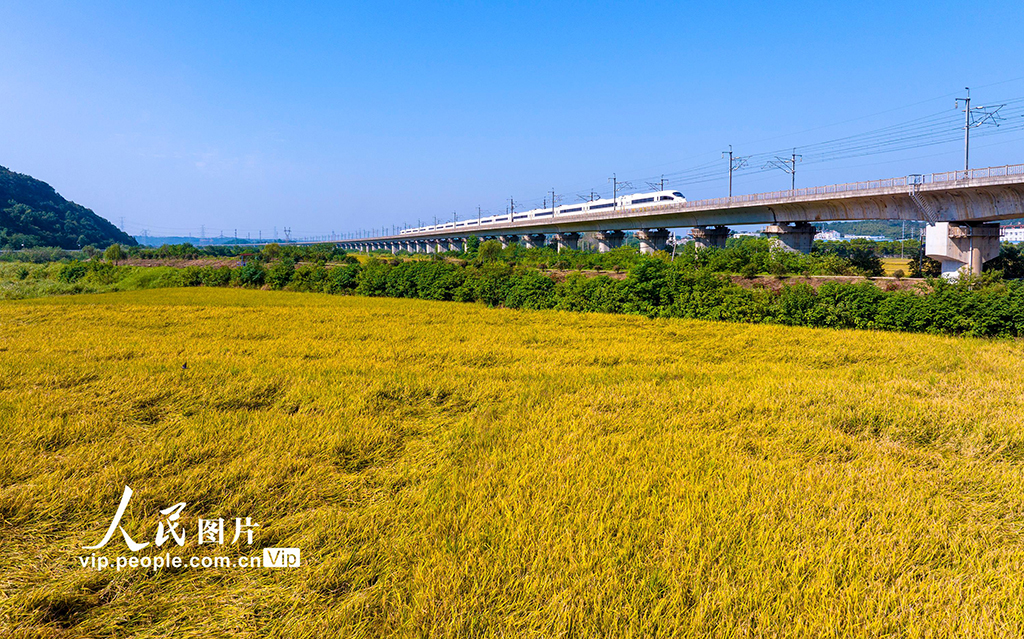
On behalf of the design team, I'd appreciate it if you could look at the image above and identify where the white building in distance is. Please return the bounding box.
[1003,225,1024,243]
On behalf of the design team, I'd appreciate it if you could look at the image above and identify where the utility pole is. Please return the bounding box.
[551,188,556,211]
[959,87,971,174]
[722,145,749,197]
[763,148,802,191]
[901,220,906,259]
[477,206,481,224]
[645,175,666,192]
[609,174,617,210]
[509,197,516,216]
[791,149,799,190]
[956,88,1005,177]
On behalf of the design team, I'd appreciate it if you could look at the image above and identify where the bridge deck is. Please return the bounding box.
[351,164,1024,243]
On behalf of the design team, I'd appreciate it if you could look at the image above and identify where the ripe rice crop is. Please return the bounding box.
[3,288,1024,637]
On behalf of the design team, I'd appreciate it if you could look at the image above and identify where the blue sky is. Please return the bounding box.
[2,1,1023,239]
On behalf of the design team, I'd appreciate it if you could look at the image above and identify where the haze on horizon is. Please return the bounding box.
[1,0,1023,240]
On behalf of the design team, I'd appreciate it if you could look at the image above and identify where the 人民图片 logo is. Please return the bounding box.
[76,486,299,572]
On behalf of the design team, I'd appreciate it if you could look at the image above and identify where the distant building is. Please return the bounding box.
[1003,225,1024,243]
[814,230,887,242]
[815,229,843,241]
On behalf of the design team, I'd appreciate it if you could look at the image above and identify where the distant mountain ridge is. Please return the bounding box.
[0,165,135,250]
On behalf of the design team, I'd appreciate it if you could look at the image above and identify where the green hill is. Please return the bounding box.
[0,165,136,250]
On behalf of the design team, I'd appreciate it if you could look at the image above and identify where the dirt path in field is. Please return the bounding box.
[544,268,929,291]
[728,275,930,292]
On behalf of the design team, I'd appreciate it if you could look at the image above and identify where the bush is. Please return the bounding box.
[104,243,126,264]
[292,263,328,292]
[235,263,266,288]
[202,266,232,287]
[504,269,556,309]
[57,261,88,283]
[267,258,296,290]
[477,240,503,263]
[326,264,360,293]
[179,266,204,287]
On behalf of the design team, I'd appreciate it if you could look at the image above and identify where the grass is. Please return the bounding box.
[3,287,1024,637]
[0,262,182,300]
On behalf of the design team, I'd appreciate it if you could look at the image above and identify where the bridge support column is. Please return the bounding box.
[691,225,730,249]
[553,232,580,251]
[763,222,817,253]
[522,233,546,249]
[434,239,447,253]
[925,222,1001,279]
[498,235,519,249]
[637,228,670,254]
[390,243,398,255]
[595,230,624,253]
[448,238,464,252]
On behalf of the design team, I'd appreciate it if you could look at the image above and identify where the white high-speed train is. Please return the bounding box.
[399,190,686,235]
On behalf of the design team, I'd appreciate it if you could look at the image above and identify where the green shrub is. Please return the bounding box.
[267,258,296,290]
[179,266,204,287]
[235,263,266,288]
[292,263,328,292]
[57,261,88,283]
[202,266,232,287]
[326,264,360,293]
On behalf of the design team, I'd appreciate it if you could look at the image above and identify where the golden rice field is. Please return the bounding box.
[881,257,913,276]
[4,288,1024,637]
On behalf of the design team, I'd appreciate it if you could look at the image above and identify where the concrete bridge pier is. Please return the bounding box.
[498,235,519,249]
[764,222,817,253]
[433,239,446,253]
[390,243,399,255]
[925,222,1001,279]
[691,225,730,250]
[595,230,625,253]
[553,232,580,251]
[449,238,466,252]
[637,228,670,254]
[522,233,546,249]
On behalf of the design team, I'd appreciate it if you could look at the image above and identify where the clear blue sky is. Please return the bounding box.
[2,1,1023,239]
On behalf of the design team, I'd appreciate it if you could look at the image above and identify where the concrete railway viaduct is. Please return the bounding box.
[337,164,1024,278]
